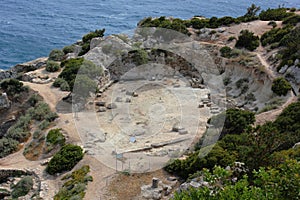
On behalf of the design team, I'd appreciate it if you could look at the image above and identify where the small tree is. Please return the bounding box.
[235,30,259,51]
[272,77,292,96]
[245,4,261,18]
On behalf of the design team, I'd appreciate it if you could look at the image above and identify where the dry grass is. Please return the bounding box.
[107,169,174,200]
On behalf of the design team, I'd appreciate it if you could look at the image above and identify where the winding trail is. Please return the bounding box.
[255,92,297,125]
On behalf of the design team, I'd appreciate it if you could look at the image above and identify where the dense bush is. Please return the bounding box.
[62,45,75,54]
[220,46,232,58]
[48,49,64,61]
[172,160,300,200]
[274,101,300,149]
[46,60,60,72]
[219,108,255,137]
[260,27,291,46]
[271,77,292,96]
[46,144,84,175]
[282,14,300,26]
[59,58,102,92]
[82,29,105,43]
[0,138,19,158]
[46,129,65,146]
[133,49,148,65]
[139,17,189,35]
[259,8,294,21]
[54,165,93,200]
[11,176,33,198]
[235,30,259,51]
[0,78,26,96]
[52,78,64,88]
[58,58,84,90]
[278,27,300,68]
[73,75,97,97]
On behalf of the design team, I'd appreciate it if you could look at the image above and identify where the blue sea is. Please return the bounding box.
[1,0,299,70]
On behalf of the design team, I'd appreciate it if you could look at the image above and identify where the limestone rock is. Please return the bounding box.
[0,93,10,109]
[98,107,106,112]
[90,37,104,49]
[95,101,106,106]
[106,103,117,109]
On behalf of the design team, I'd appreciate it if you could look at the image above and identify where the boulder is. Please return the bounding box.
[115,97,123,102]
[0,93,10,109]
[98,107,106,112]
[172,124,184,132]
[125,98,131,103]
[90,37,104,49]
[95,101,106,106]
[106,103,117,109]
[178,129,188,135]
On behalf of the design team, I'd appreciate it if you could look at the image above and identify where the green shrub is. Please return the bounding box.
[133,49,148,65]
[227,36,236,41]
[282,14,300,26]
[46,144,84,175]
[38,119,50,130]
[220,46,232,58]
[54,166,92,200]
[220,108,255,137]
[0,137,19,158]
[261,27,291,46]
[63,45,75,54]
[0,78,26,96]
[49,49,64,61]
[58,58,84,90]
[235,30,259,51]
[73,75,97,97]
[6,127,30,142]
[259,8,294,21]
[290,7,297,12]
[78,43,90,56]
[78,29,105,56]
[59,58,101,93]
[53,78,67,88]
[268,21,277,28]
[190,18,207,29]
[278,27,300,68]
[27,93,42,107]
[11,176,33,198]
[46,129,65,146]
[272,77,292,96]
[30,102,51,121]
[60,81,70,91]
[82,29,105,43]
[46,60,60,72]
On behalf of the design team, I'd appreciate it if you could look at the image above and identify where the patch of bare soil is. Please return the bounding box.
[105,169,175,200]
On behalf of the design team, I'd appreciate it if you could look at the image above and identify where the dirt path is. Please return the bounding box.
[255,92,297,125]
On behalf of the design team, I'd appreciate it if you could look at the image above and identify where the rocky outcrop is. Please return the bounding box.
[84,35,131,69]
[0,93,10,109]
[0,57,47,81]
